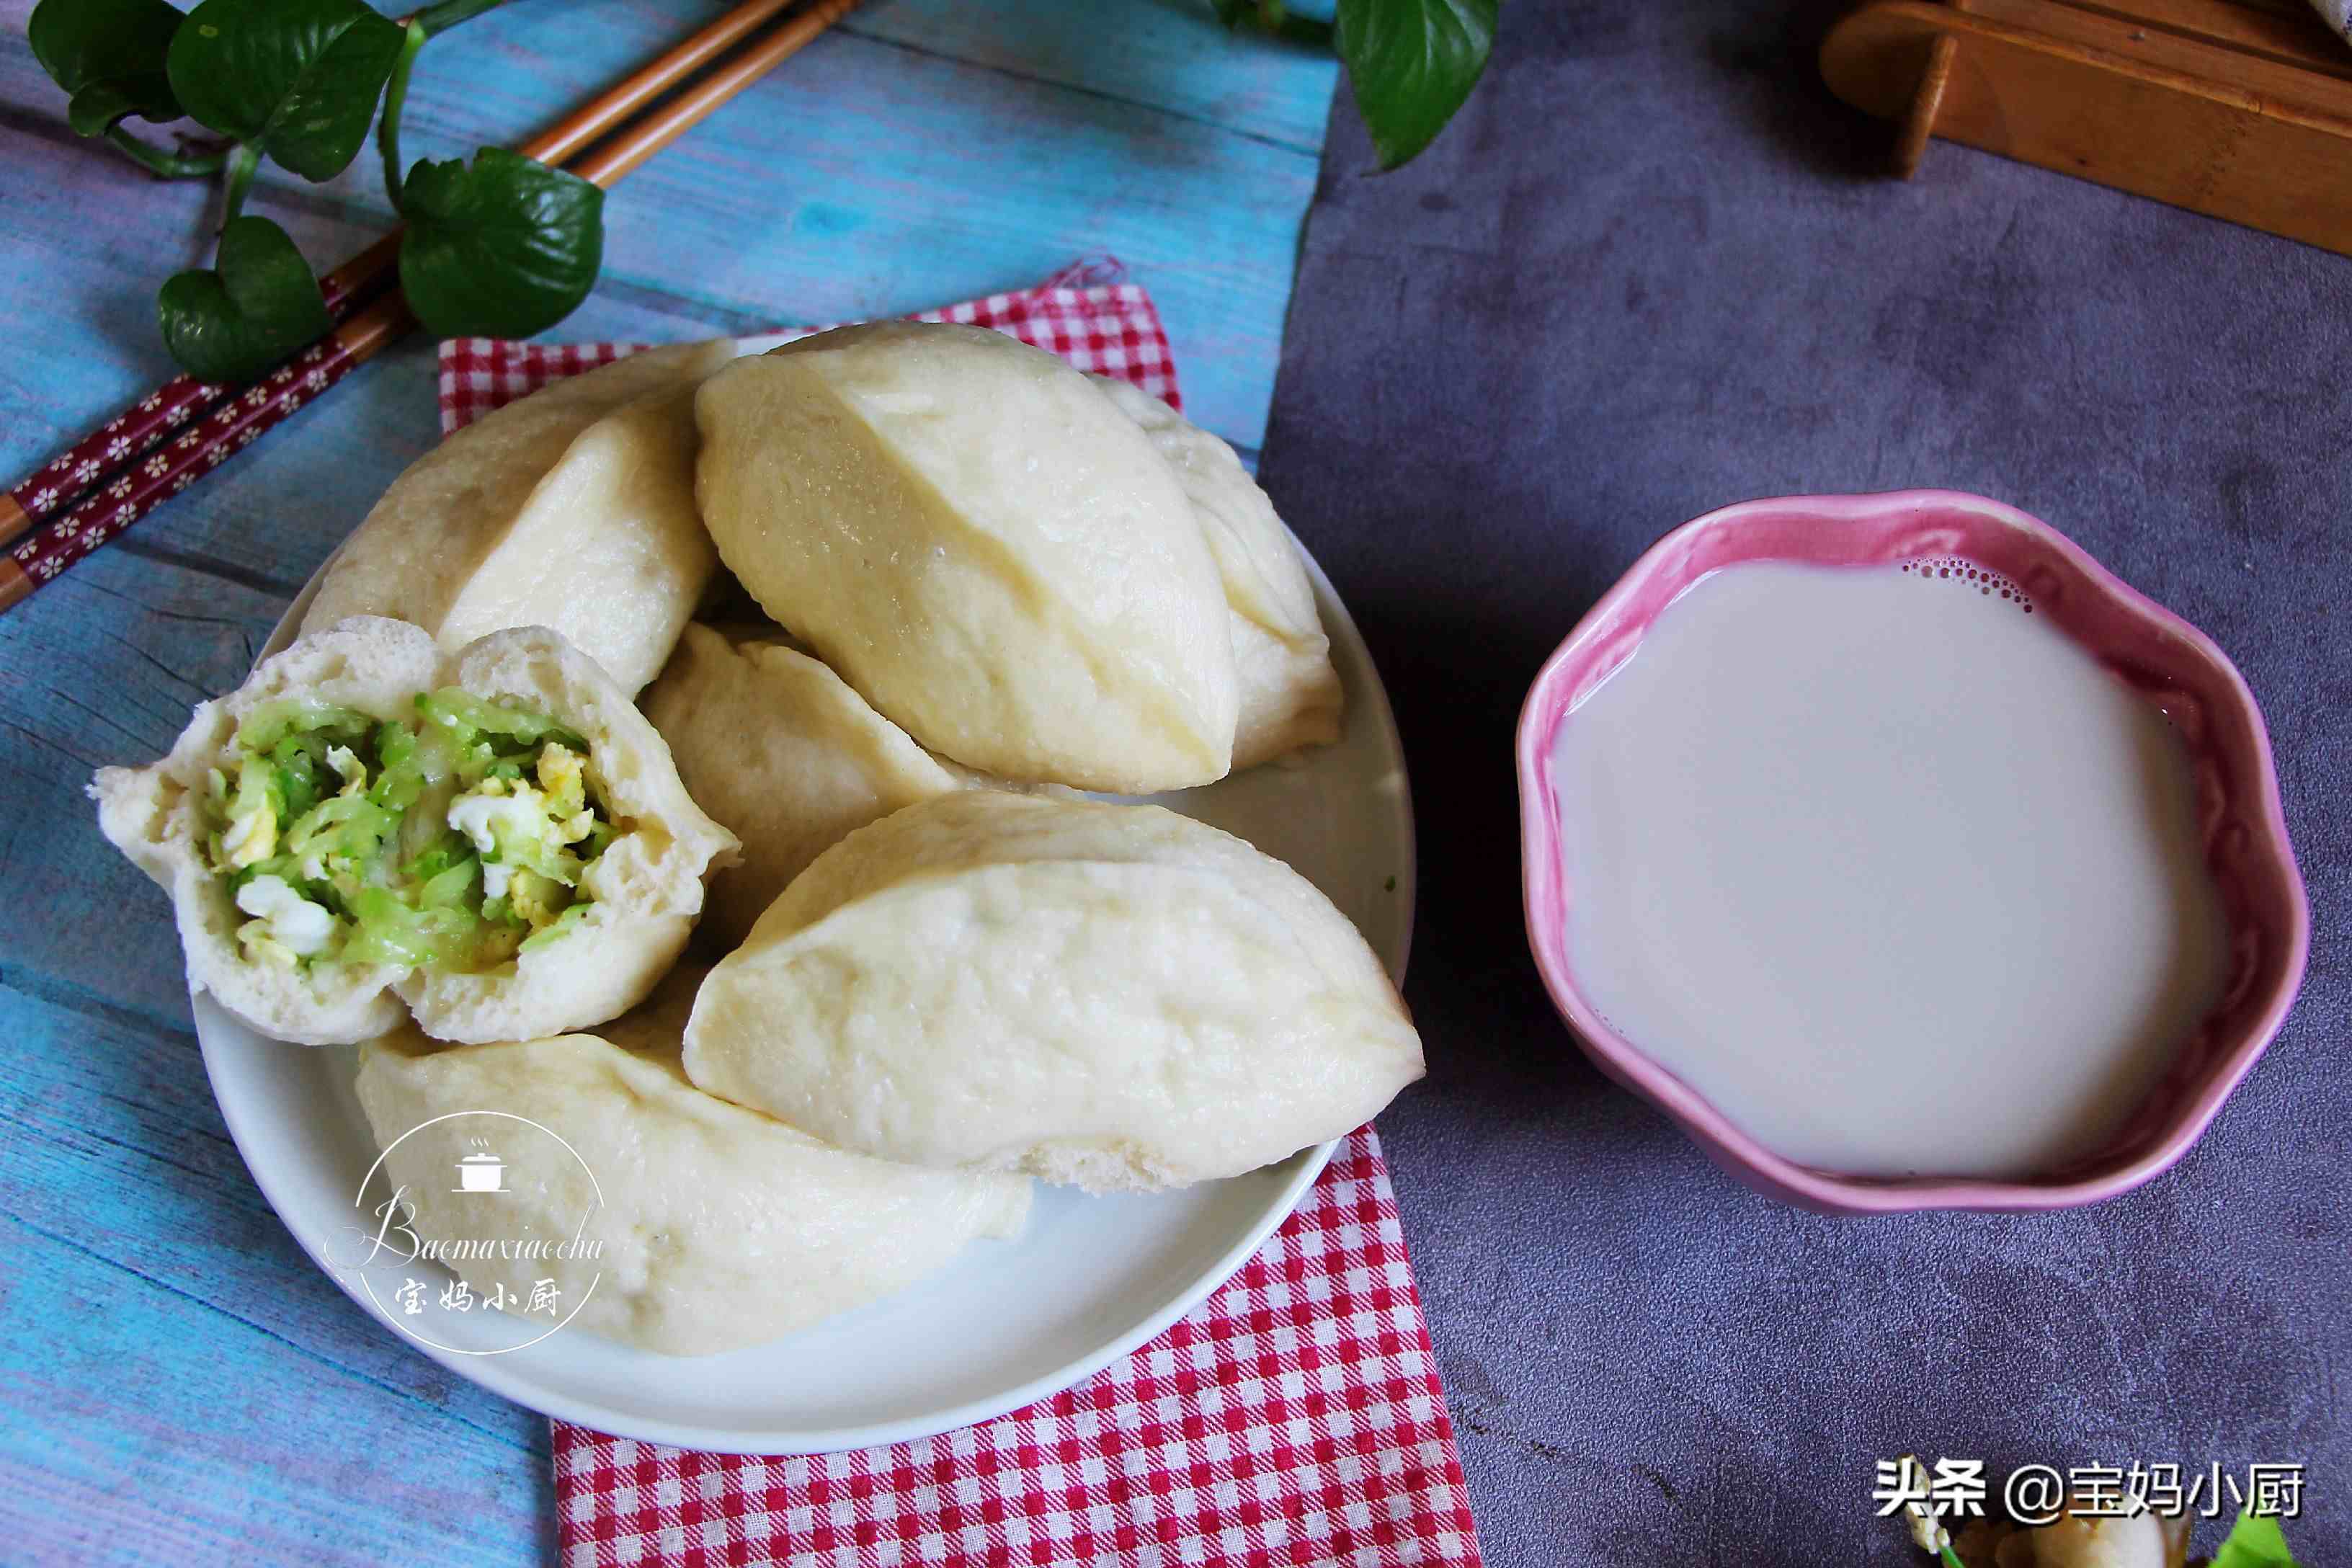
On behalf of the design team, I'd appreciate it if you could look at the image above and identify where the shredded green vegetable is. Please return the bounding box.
[234,698,374,754]
[200,689,612,974]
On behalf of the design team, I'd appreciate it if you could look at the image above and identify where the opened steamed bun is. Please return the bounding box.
[396,624,739,1043]
[92,617,736,1047]
[355,969,1033,1356]
[692,322,1240,791]
[91,617,437,1044]
[682,793,1424,1191]
[303,341,736,692]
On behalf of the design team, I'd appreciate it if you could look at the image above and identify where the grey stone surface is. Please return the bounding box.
[1255,4,2349,1564]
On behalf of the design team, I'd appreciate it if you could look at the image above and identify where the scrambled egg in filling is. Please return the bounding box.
[202,692,613,974]
[445,743,600,928]
[234,873,337,966]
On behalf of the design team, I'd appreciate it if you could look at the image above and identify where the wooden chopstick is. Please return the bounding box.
[0,0,839,600]
[524,0,811,170]
[566,0,863,187]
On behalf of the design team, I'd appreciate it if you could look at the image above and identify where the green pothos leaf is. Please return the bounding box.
[166,0,404,180]
[396,149,605,339]
[1335,0,1497,169]
[28,0,187,134]
[157,214,333,383]
[2211,1512,2301,1568]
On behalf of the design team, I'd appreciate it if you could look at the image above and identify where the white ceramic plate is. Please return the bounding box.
[195,536,1415,1454]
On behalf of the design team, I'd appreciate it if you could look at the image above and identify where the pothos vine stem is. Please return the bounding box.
[412,0,520,40]
[219,142,259,228]
[103,125,230,179]
[1253,0,1335,47]
[379,19,428,208]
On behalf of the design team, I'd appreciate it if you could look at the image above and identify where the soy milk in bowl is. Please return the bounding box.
[1548,558,2224,1179]
[1515,491,2309,1212]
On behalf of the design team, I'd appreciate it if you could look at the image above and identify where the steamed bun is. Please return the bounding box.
[394,625,739,1044]
[692,322,1239,792]
[304,341,736,692]
[640,623,969,950]
[355,969,1033,1356]
[682,793,1423,1191]
[1090,376,1343,768]
[92,617,737,1047]
[90,617,437,1045]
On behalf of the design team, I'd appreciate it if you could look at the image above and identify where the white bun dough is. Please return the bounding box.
[692,322,1239,792]
[304,341,736,692]
[683,793,1424,1192]
[1090,375,1343,769]
[92,617,437,1046]
[355,968,1032,1356]
[640,623,979,952]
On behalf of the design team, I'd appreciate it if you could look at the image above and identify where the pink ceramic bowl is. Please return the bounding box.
[1515,489,2309,1213]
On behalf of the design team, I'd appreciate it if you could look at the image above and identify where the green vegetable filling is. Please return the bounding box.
[200,689,615,973]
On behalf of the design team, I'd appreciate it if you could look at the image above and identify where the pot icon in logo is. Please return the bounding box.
[456,1149,507,1193]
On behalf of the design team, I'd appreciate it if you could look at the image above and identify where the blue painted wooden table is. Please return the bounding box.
[0,5,1337,1559]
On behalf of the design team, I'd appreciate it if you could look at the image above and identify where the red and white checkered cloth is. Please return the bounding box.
[440,262,1482,1568]
[439,257,1179,437]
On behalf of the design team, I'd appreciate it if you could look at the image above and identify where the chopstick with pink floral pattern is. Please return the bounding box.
[0,234,398,574]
